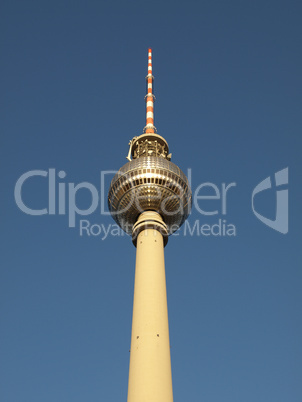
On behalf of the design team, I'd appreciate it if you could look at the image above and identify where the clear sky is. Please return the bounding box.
[1,1,301,401]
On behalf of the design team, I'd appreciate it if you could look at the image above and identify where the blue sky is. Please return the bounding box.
[1,1,301,401]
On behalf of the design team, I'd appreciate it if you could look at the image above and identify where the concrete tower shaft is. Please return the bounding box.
[127,212,173,402]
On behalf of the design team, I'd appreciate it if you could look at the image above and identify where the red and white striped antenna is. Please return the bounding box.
[126,48,171,161]
[144,48,156,133]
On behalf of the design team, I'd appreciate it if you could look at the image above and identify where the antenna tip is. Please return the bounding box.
[148,48,152,53]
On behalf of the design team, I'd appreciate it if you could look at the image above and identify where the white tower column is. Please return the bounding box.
[127,211,173,402]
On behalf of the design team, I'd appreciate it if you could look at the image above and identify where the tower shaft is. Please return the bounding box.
[127,212,173,402]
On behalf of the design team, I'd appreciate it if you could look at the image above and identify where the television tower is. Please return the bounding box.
[108,49,191,402]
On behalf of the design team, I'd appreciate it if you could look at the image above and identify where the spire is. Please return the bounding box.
[126,48,170,161]
[144,48,156,133]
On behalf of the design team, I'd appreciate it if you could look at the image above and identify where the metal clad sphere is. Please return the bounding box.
[108,156,191,235]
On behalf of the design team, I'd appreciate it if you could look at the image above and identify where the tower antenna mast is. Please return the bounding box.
[144,48,156,133]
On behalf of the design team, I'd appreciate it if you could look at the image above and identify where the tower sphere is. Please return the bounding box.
[108,154,191,236]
